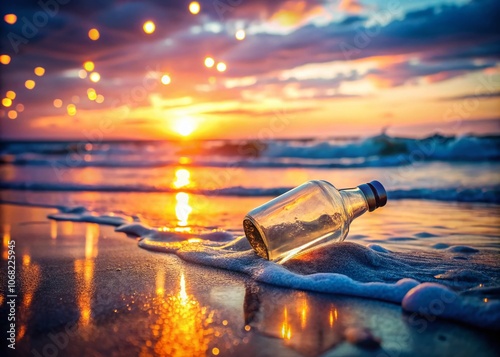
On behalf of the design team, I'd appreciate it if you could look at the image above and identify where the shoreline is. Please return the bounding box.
[1,203,499,356]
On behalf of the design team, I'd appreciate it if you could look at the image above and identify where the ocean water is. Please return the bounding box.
[1,133,499,329]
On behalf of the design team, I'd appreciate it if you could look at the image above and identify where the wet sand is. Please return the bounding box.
[0,204,499,357]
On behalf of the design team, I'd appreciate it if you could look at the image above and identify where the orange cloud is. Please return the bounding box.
[339,0,364,13]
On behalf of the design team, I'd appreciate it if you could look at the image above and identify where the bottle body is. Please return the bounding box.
[243,180,386,262]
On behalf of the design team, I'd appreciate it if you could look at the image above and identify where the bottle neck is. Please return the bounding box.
[339,187,369,222]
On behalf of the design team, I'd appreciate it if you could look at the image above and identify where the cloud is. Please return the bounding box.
[339,0,364,13]
[438,91,500,101]
[366,59,497,87]
[1,0,500,139]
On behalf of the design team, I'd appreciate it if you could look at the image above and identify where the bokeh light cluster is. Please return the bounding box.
[0,2,243,123]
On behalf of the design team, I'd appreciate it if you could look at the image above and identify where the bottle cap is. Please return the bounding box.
[358,180,387,211]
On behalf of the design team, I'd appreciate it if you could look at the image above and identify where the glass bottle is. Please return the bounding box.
[243,180,387,262]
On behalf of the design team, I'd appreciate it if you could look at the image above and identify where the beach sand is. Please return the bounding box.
[1,204,499,357]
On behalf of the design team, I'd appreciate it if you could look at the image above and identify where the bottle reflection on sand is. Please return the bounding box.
[244,283,344,357]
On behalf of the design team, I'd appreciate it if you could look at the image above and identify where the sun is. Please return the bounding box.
[173,117,197,137]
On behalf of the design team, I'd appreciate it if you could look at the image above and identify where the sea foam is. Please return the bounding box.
[46,207,500,330]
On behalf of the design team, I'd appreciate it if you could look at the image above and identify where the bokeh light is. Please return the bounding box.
[96,94,104,103]
[88,28,100,40]
[2,98,12,107]
[89,72,101,83]
[53,99,63,108]
[78,70,88,79]
[34,67,45,76]
[0,55,11,65]
[4,14,17,25]
[235,29,246,40]
[216,62,226,72]
[161,74,171,85]
[16,104,24,112]
[189,2,200,15]
[72,95,80,104]
[83,61,95,72]
[25,80,36,90]
[143,21,156,34]
[8,110,17,119]
[6,91,16,100]
[87,88,97,101]
[204,57,215,68]
[67,104,77,116]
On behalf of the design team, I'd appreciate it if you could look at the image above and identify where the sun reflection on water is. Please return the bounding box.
[50,220,58,239]
[173,168,191,188]
[2,224,10,260]
[74,223,100,326]
[18,252,41,340]
[142,271,216,357]
[175,192,192,227]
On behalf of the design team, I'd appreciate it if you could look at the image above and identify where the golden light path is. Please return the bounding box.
[173,168,191,188]
[17,253,41,340]
[74,223,100,326]
[175,192,192,227]
[142,271,217,357]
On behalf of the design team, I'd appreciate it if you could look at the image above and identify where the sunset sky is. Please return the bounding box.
[0,0,499,140]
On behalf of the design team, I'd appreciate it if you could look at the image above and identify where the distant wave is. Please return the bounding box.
[1,181,498,203]
[1,134,498,169]
[0,156,406,169]
[263,134,500,161]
